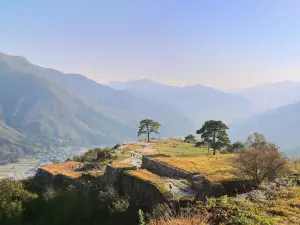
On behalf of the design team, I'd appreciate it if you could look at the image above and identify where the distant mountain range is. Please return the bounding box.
[1,51,300,158]
[230,81,300,110]
[108,79,259,125]
[229,101,300,157]
[0,52,193,161]
[110,79,300,156]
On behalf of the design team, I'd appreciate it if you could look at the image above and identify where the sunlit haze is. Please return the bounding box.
[1,0,300,89]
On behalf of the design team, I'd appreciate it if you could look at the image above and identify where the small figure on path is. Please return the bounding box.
[169,183,172,191]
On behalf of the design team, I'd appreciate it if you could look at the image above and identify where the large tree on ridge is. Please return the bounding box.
[196,120,230,155]
[138,119,161,142]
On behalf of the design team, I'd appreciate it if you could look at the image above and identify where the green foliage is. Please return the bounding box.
[112,144,121,149]
[109,198,129,213]
[184,134,196,143]
[0,183,136,225]
[225,141,246,153]
[196,120,230,155]
[0,179,37,221]
[73,147,116,163]
[201,196,272,225]
[138,209,146,225]
[138,119,161,142]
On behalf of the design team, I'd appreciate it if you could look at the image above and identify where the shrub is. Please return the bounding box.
[42,186,57,201]
[152,203,174,219]
[109,198,129,213]
[98,186,129,214]
[73,147,115,163]
[200,196,271,225]
[112,144,121,149]
[184,135,196,143]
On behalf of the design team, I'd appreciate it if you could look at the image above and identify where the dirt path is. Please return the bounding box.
[121,142,155,167]
[165,178,198,198]
[119,142,198,199]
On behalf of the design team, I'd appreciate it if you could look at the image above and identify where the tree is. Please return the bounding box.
[226,141,246,153]
[0,179,37,220]
[196,120,230,155]
[184,134,196,143]
[232,141,245,151]
[138,119,161,142]
[246,132,267,149]
[234,134,289,185]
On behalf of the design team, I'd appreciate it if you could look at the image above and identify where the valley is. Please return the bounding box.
[1,52,300,165]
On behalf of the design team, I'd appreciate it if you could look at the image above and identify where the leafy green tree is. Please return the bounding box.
[196,120,230,155]
[232,141,245,150]
[138,119,161,142]
[226,141,246,153]
[0,179,37,221]
[184,134,196,143]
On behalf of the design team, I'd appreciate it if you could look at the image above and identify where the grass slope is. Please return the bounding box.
[154,154,241,183]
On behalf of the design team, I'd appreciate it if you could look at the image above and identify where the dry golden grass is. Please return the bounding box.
[111,162,134,168]
[149,215,207,225]
[125,169,171,197]
[290,157,300,173]
[152,141,209,157]
[42,161,82,178]
[124,143,145,152]
[88,170,104,177]
[249,186,300,225]
[154,154,241,183]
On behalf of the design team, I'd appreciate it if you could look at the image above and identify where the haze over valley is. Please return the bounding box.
[0,51,300,172]
[1,1,300,181]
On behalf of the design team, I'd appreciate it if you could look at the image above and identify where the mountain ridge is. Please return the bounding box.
[0,52,194,161]
[108,79,259,125]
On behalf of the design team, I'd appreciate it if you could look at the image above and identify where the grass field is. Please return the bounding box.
[151,140,209,157]
[42,161,82,178]
[111,162,134,168]
[154,154,242,183]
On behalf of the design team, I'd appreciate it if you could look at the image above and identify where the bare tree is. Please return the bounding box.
[235,133,289,185]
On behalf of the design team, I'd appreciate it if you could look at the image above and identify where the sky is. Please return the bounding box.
[0,0,300,89]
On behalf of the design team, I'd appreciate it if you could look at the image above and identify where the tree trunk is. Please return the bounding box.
[213,147,216,155]
[147,132,150,142]
[213,131,216,155]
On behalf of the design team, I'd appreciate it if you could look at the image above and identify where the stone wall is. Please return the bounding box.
[104,164,137,189]
[142,156,256,200]
[142,156,202,179]
[120,173,169,210]
[34,168,85,189]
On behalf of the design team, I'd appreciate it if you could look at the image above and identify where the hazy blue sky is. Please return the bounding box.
[1,0,300,89]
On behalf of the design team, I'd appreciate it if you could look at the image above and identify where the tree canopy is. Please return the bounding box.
[184,134,196,143]
[138,119,161,142]
[196,120,230,155]
[0,179,37,221]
